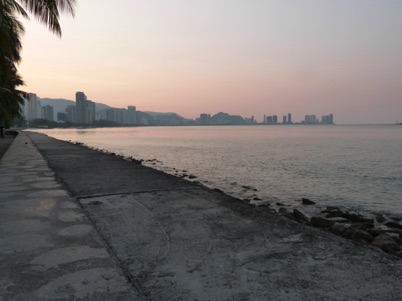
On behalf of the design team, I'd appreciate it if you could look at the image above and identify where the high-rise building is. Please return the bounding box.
[25,93,40,121]
[273,115,278,124]
[322,113,334,124]
[305,115,319,124]
[75,92,95,124]
[66,105,76,123]
[41,105,54,121]
[86,100,96,124]
[287,113,292,124]
[127,106,137,125]
[283,115,287,124]
[75,91,87,124]
[266,116,273,124]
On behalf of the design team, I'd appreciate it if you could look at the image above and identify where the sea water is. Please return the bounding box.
[31,125,402,217]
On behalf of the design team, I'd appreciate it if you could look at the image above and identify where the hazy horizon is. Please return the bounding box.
[19,1,402,124]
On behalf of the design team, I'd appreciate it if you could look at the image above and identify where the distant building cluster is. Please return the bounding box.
[263,113,292,125]
[197,112,333,125]
[66,92,137,125]
[22,92,138,126]
[302,114,334,124]
[21,91,334,127]
[23,93,55,123]
[97,105,137,125]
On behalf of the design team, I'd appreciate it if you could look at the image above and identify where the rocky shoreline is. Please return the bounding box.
[277,199,402,258]
[73,141,402,259]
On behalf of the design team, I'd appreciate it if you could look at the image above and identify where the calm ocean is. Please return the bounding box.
[32,125,402,217]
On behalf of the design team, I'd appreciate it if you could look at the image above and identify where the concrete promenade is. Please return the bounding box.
[1,131,402,300]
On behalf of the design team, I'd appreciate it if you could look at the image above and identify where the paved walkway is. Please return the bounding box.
[0,134,15,160]
[1,131,402,300]
[0,132,142,300]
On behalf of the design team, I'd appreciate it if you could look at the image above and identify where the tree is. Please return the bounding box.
[0,0,76,127]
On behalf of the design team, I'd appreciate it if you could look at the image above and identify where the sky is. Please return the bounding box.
[19,0,402,124]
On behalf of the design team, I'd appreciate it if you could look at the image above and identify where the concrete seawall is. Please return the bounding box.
[1,131,402,300]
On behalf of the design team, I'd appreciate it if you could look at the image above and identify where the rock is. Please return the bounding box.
[385,221,402,230]
[372,233,401,252]
[302,198,315,205]
[351,223,367,231]
[367,228,387,237]
[351,229,374,243]
[276,202,285,206]
[188,175,197,179]
[321,206,342,213]
[323,207,345,218]
[331,223,349,235]
[346,213,374,224]
[327,217,349,223]
[310,216,334,228]
[375,214,387,223]
[293,209,310,224]
[279,208,295,220]
[278,208,288,214]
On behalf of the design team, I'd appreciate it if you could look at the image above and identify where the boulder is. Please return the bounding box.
[372,233,401,252]
[323,207,346,218]
[310,216,334,228]
[278,208,295,220]
[375,214,387,223]
[345,213,374,224]
[327,217,349,223]
[302,198,315,205]
[293,209,310,224]
[331,223,349,235]
[385,221,402,230]
[350,229,374,243]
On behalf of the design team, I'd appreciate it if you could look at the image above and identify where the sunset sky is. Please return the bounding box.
[19,0,402,124]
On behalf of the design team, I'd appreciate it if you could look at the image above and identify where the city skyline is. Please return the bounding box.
[18,1,402,124]
[23,92,336,126]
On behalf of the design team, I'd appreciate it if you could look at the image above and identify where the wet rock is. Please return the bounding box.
[302,198,315,205]
[367,228,387,237]
[331,223,349,235]
[375,214,387,223]
[327,217,349,223]
[345,213,374,224]
[310,216,334,228]
[278,208,294,220]
[353,222,366,229]
[278,207,288,214]
[372,233,401,252]
[322,207,344,218]
[385,221,402,230]
[293,209,310,224]
[350,229,374,243]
